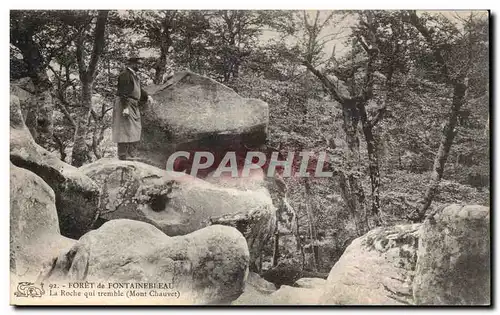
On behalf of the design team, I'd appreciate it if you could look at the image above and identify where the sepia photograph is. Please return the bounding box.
[8,8,490,306]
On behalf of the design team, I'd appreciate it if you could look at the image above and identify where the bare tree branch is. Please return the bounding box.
[75,27,87,81]
[43,22,87,68]
[86,10,109,81]
[303,60,348,103]
[56,102,77,128]
[48,64,77,127]
[405,10,452,82]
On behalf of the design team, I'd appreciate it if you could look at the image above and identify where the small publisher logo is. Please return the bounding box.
[14,282,45,298]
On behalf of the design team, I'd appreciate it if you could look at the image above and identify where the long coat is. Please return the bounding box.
[112,67,148,143]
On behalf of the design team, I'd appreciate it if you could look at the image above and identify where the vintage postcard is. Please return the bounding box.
[9,9,490,306]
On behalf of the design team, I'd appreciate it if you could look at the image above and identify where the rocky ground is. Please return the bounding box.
[10,72,490,305]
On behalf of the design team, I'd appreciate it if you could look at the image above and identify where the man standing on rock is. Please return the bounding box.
[112,55,151,160]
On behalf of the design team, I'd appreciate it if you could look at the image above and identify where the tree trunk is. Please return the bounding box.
[272,218,279,267]
[154,48,168,84]
[418,80,468,218]
[71,10,109,167]
[365,131,382,226]
[232,56,240,80]
[358,101,382,227]
[271,185,280,268]
[304,178,319,271]
[72,82,93,167]
[91,112,107,160]
[398,148,402,169]
[153,26,172,84]
[339,101,370,236]
[294,214,306,270]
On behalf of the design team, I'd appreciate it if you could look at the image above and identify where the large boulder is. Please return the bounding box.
[231,271,277,305]
[413,204,490,305]
[79,158,275,270]
[139,71,269,170]
[319,224,420,305]
[40,219,249,305]
[10,95,100,239]
[294,278,327,289]
[10,164,75,280]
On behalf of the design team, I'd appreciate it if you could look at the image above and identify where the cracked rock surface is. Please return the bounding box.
[319,224,421,305]
[41,219,249,305]
[413,204,490,305]
[80,158,275,270]
[10,163,75,280]
[139,71,269,168]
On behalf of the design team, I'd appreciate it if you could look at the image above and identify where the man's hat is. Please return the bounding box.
[126,52,143,63]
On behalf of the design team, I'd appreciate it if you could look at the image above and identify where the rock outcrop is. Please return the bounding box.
[209,208,276,272]
[247,271,277,292]
[319,224,420,305]
[231,271,279,304]
[80,158,275,270]
[139,71,269,170]
[10,95,100,239]
[10,164,75,279]
[233,281,322,305]
[268,285,323,305]
[41,219,249,305]
[204,167,266,191]
[232,272,274,305]
[413,204,490,305]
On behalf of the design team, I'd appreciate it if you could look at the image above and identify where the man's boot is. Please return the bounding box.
[117,142,128,160]
[127,142,138,160]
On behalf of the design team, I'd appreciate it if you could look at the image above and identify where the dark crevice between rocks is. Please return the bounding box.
[137,125,268,175]
[92,217,109,230]
[55,189,100,239]
[10,155,66,186]
[11,155,99,239]
[150,194,169,212]
[42,246,79,282]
